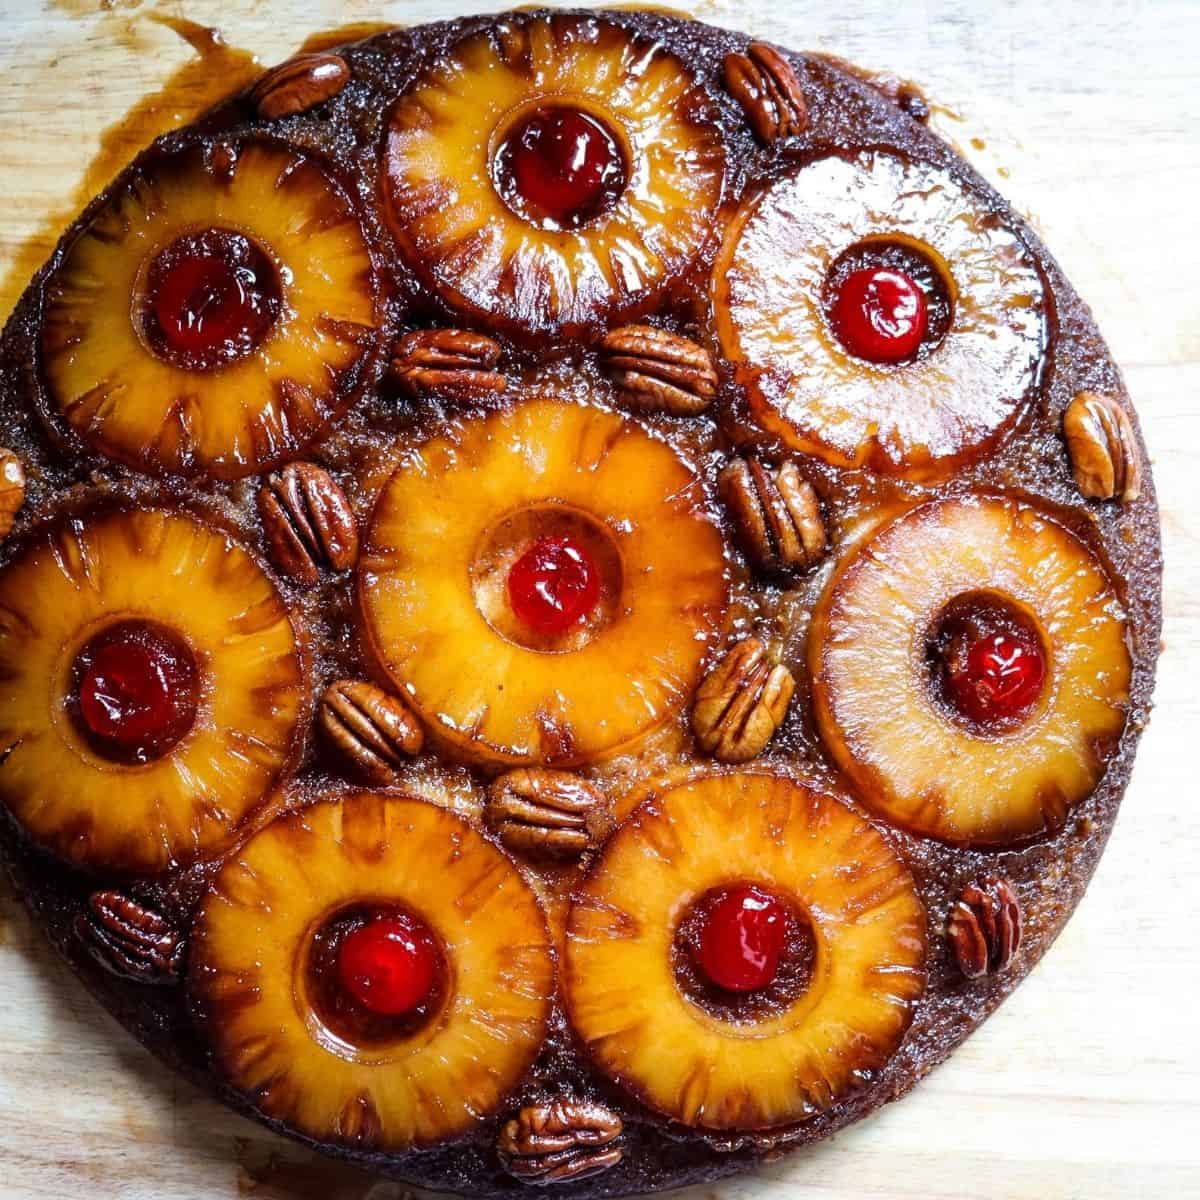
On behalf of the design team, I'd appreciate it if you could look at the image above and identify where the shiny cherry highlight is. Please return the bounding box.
[696,885,789,993]
[335,913,441,1018]
[140,227,282,371]
[492,105,627,230]
[507,535,601,636]
[831,265,929,363]
[943,626,1047,727]
[71,619,200,764]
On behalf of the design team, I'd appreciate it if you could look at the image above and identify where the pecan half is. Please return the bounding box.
[948,876,1022,979]
[258,462,359,585]
[719,457,826,574]
[250,53,351,120]
[486,769,610,860]
[1063,391,1142,502]
[320,680,423,784]
[498,1099,623,1186]
[692,638,795,763]
[0,448,25,542]
[391,328,507,396]
[599,325,718,417]
[75,891,183,984]
[723,43,809,143]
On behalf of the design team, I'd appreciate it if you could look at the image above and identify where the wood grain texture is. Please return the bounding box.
[0,1,1197,1197]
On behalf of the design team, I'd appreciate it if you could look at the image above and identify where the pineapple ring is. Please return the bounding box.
[382,12,726,337]
[0,508,306,873]
[564,771,927,1130]
[189,791,555,1151]
[810,494,1132,846]
[40,140,383,480]
[358,397,728,767]
[713,151,1048,479]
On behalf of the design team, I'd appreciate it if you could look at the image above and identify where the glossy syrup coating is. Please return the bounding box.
[713,150,1048,478]
[830,266,929,363]
[933,601,1048,729]
[492,105,628,231]
[383,12,725,337]
[692,884,791,993]
[189,792,555,1150]
[357,397,728,766]
[334,912,441,1017]
[0,10,1162,1200]
[39,141,386,480]
[71,618,201,765]
[0,508,306,873]
[809,495,1133,846]
[506,534,602,637]
[139,227,282,371]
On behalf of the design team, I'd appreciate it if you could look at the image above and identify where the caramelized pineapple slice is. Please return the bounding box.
[713,151,1047,479]
[0,508,305,872]
[810,494,1132,845]
[40,141,384,480]
[564,771,926,1130]
[189,790,554,1150]
[357,396,728,767]
[383,13,725,338]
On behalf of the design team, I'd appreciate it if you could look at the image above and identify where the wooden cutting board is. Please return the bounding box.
[0,2,1196,1197]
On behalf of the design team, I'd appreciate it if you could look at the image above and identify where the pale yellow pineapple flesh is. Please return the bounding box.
[358,396,729,767]
[40,141,381,479]
[0,509,305,872]
[189,791,555,1150]
[564,771,927,1130]
[383,13,725,335]
[713,151,1047,478]
[809,494,1132,845]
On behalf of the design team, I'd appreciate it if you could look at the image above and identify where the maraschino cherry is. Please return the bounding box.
[943,626,1046,727]
[336,913,440,1018]
[142,228,282,371]
[493,105,627,230]
[696,885,789,993]
[507,535,601,637]
[831,266,928,363]
[73,620,199,764]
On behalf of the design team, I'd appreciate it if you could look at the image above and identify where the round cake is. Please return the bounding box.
[0,9,1161,1197]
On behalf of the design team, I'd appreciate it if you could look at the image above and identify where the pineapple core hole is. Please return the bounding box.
[134,226,283,372]
[471,503,624,653]
[672,884,817,1023]
[925,590,1049,734]
[824,236,954,365]
[300,902,449,1058]
[490,99,630,231]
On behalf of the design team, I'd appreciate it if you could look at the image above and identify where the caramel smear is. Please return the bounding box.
[299,21,398,54]
[0,12,258,323]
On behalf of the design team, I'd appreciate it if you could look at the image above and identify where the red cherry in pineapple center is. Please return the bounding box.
[73,619,200,765]
[507,535,601,636]
[336,913,440,1017]
[142,227,282,371]
[493,105,627,230]
[944,626,1046,727]
[831,266,928,363]
[696,885,789,993]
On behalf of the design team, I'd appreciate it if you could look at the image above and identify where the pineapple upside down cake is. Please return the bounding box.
[0,9,1160,1196]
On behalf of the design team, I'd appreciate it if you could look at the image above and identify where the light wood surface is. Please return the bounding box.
[0,2,1196,1197]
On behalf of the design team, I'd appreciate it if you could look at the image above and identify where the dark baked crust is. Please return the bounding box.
[0,8,1162,1198]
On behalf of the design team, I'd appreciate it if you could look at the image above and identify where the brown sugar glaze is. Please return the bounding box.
[0,9,1161,1199]
[0,15,258,324]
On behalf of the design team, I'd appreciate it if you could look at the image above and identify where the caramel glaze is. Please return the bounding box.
[0,15,259,327]
[0,9,1162,1199]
